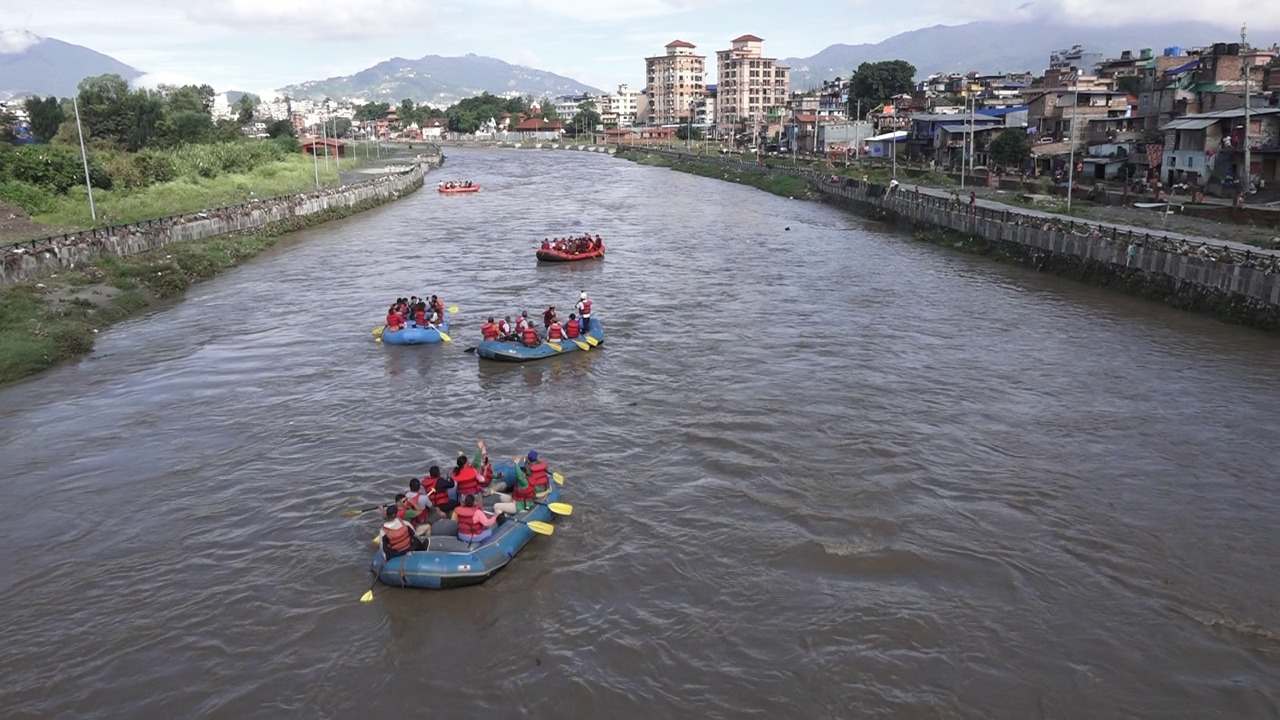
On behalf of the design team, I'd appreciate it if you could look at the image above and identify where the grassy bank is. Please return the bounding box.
[0,190,410,385]
[619,149,811,198]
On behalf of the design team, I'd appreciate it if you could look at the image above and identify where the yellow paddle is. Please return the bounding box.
[448,306,459,313]
[572,339,590,351]
[546,341,562,352]
[543,501,573,516]
[437,328,451,342]
[372,326,384,339]
[523,520,555,535]
[553,471,565,485]
[585,335,599,346]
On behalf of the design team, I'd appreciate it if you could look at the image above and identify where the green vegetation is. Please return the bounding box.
[846,60,917,114]
[0,138,342,238]
[619,150,812,198]
[0,190,410,385]
[988,130,1031,169]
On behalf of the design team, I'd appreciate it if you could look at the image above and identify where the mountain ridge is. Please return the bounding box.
[0,31,141,99]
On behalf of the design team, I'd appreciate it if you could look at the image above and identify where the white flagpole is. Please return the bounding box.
[73,97,97,221]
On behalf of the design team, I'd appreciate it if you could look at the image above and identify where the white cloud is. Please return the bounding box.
[0,28,43,54]
[133,70,208,89]
[186,0,435,39]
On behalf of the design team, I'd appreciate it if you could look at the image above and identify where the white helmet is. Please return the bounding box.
[580,291,587,299]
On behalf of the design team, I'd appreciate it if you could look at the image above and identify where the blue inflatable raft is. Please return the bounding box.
[368,461,561,590]
[475,317,603,362]
[380,317,451,345]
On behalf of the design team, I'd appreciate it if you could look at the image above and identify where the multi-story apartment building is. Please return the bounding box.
[600,84,640,127]
[715,34,791,133]
[644,40,706,125]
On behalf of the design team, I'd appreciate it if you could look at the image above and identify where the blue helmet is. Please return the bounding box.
[527,450,539,461]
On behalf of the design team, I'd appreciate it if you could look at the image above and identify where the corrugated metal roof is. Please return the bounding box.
[1161,117,1220,131]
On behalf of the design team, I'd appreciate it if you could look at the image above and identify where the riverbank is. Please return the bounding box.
[0,159,429,385]
[617,147,1280,331]
[623,150,811,198]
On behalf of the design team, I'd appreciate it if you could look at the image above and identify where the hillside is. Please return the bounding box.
[0,30,142,99]
[277,53,602,105]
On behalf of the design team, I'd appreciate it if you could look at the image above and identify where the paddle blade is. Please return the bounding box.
[437,330,452,342]
[526,521,555,535]
[448,305,459,313]
[341,508,366,518]
[573,340,590,351]
[586,336,599,346]
[546,341,562,352]
[360,589,374,603]
[373,326,384,338]
[372,535,382,545]
[547,502,574,516]
[464,346,477,354]
[552,471,565,485]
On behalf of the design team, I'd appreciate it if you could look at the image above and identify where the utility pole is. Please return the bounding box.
[1242,23,1252,196]
[1067,90,1079,211]
[960,93,968,191]
[72,96,97,221]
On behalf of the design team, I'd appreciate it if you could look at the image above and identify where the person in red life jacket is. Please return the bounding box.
[379,504,423,560]
[452,454,482,498]
[547,318,565,342]
[521,450,552,498]
[505,461,536,512]
[426,465,457,516]
[413,301,427,326]
[498,316,514,341]
[481,316,500,341]
[575,291,592,335]
[565,313,581,339]
[594,234,603,251]
[542,304,557,330]
[541,238,551,250]
[452,494,497,544]
[520,322,541,347]
[515,309,530,332]
[386,304,406,332]
[472,438,509,493]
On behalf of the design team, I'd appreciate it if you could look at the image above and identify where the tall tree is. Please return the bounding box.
[77,73,135,147]
[234,93,260,124]
[566,100,601,137]
[988,129,1031,169]
[846,60,917,113]
[0,109,16,143]
[23,96,64,143]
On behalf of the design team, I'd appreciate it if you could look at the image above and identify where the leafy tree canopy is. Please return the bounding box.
[846,60,917,114]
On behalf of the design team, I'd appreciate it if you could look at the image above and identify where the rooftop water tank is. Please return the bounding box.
[1163,46,1181,57]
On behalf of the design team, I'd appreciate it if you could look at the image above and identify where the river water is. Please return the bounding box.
[1,147,1277,719]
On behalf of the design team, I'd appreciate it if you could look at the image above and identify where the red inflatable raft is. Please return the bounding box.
[439,184,480,194]
[536,241,606,262]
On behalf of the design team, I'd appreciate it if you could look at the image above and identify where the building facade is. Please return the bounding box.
[715,35,791,134]
[644,40,706,126]
[600,84,640,127]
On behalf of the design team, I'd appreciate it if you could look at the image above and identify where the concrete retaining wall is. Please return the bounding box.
[633,149,1280,322]
[2,163,425,285]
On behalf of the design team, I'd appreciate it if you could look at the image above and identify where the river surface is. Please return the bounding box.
[1,147,1278,719]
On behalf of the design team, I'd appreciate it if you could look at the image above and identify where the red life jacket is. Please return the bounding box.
[521,325,539,345]
[433,299,445,318]
[428,478,450,507]
[454,505,487,537]
[382,519,414,553]
[527,460,549,492]
[453,465,481,497]
[511,478,536,503]
[480,461,493,486]
[415,309,426,324]
[386,312,404,331]
[405,490,427,512]
[580,299,592,316]
[548,322,564,340]
[481,322,499,340]
[565,319,580,338]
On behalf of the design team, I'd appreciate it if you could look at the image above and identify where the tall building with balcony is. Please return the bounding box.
[644,40,706,125]
[715,35,791,133]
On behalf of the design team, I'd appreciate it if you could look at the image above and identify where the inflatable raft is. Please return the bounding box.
[368,462,561,590]
[439,184,479,194]
[380,317,451,345]
[475,317,603,362]
[536,242,605,262]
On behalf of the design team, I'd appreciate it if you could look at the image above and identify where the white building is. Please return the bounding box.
[600,84,640,127]
[645,40,707,126]
[714,35,791,133]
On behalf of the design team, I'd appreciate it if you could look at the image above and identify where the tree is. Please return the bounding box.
[565,100,601,138]
[234,93,260,124]
[675,124,703,141]
[1115,75,1143,96]
[988,129,1031,169]
[354,101,390,121]
[266,119,295,138]
[0,109,15,143]
[22,96,64,143]
[332,117,352,138]
[846,60,917,114]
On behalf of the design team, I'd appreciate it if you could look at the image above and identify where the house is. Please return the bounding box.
[421,118,447,138]
[514,118,563,140]
[936,123,1007,170]
[906,112,1003,163]
[863,130,907,158]
[1159,107,1280,192]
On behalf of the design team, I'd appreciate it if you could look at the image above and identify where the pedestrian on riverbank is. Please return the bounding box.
[969,191,977,215]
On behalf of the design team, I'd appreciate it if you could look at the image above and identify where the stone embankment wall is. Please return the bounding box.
[637,149,1280,329]
[2,163,426,285]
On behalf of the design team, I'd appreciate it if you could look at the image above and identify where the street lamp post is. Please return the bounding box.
[1242,23,1252,196]
[1066,90,1079,212]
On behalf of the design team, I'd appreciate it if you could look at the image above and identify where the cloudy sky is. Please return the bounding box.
[1,0,1271,95]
